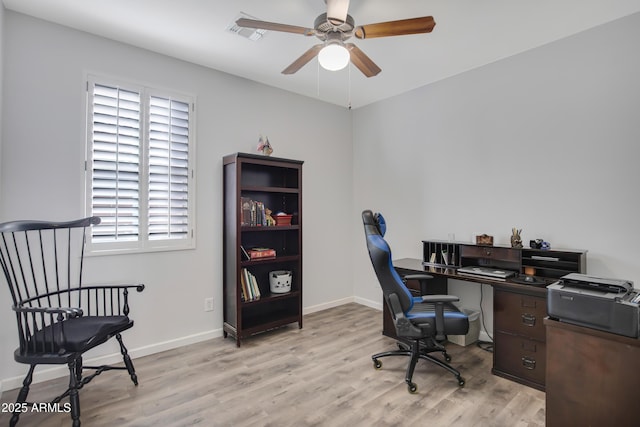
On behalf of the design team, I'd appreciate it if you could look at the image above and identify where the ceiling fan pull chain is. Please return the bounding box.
[317,59,321,97]
[348,63,352,110]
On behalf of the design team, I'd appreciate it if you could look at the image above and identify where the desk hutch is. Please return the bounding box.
[392,240,586,391]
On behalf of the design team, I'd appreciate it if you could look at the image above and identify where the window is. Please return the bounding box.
[86,76,195,253]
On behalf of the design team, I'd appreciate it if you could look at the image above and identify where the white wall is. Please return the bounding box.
[0,11,353,388]
[352,12,640,336]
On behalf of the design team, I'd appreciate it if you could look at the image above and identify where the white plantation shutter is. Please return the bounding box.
[86,76,195,253]
[90,83,141,243]
[148,96,191,240]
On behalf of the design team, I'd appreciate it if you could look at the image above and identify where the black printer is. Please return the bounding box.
[547,273,640,338]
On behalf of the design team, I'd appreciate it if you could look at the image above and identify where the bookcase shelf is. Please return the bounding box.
[240,290,301,306]
[240,255,300,267]
[241,225,300,232]
[241,185,299,193]
[223,152,303,346]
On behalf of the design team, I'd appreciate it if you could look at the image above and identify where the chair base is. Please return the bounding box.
[372,337,465,393]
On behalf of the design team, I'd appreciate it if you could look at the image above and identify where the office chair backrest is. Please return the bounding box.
[362,210,414,313]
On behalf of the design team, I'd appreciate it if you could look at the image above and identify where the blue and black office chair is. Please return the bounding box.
[362,210,468,393]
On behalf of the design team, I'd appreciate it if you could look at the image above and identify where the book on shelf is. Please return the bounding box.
[247,247,276,260]
[240,268,250,301]
[249,270,261,299]
[241,198,270,227]
[241,268,261,301]
[240,197,252,226]
[441,249,449,265]
[429,252,437,264]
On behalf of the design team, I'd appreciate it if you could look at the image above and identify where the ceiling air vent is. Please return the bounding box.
[227,12,267,41]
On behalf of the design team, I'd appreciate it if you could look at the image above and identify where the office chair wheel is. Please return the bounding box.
[444,353,452,362]
[407,382,418,394]
[457,376,465,387]
[373,359,382,369]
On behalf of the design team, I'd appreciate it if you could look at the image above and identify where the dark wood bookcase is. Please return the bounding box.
[223,152,303,346]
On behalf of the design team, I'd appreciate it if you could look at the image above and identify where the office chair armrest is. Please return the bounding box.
[419,295,460,341]
[419,295,460,303]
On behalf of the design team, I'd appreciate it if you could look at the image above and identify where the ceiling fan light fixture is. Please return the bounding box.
[318,42,350,71]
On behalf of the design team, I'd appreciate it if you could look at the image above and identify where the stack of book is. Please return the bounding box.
[240,268,261,302]
[240,197,268,226]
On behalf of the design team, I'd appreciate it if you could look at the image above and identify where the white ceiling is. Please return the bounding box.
[4,0,640,109]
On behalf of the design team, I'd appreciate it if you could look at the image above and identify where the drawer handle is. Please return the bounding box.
[522,357,536,370]
[485,249,492,256]
[521,313,536,326]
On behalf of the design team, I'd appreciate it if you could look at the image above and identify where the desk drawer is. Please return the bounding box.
[494,332,546,386]
[494,289,546,341]
[459,245,520,263]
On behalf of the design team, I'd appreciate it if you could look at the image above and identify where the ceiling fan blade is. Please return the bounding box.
[346,44,381,78]
[235,18,315,36]
[354,16,436,39]
[326,0,350,25]
[282,44,324,75]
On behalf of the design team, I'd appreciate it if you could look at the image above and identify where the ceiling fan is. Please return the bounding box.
[235,0,436,77]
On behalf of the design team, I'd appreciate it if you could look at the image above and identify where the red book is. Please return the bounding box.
[248,248,276,260]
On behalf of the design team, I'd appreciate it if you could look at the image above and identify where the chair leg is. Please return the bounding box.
[75,356,83,383]
[67,360,81,427]
[404,340,421,393]
[10,365,35,427]
[419,353,465,385]
[116,333,138,386]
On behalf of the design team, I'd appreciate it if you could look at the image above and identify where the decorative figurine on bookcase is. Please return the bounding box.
[257,135,273,156]
[511,228,523,248]
[264,208,276,226]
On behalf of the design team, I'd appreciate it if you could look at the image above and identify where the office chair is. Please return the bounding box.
[0,217,145,426]
[362,210,468,393]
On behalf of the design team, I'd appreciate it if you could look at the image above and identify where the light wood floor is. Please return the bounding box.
[1,303,545,426]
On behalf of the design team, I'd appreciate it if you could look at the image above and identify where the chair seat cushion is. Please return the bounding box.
[28,316,132,353]
[407,302,469,335]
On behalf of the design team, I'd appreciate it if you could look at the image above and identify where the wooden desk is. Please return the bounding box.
[545,318,640,426]
[392,244,586,392]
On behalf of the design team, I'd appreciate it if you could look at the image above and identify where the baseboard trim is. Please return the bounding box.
[303,297,355,314]
[479,331,493,343]
[353,296,382,311]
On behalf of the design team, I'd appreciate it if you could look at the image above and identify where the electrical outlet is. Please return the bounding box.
[204,297,214,312]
